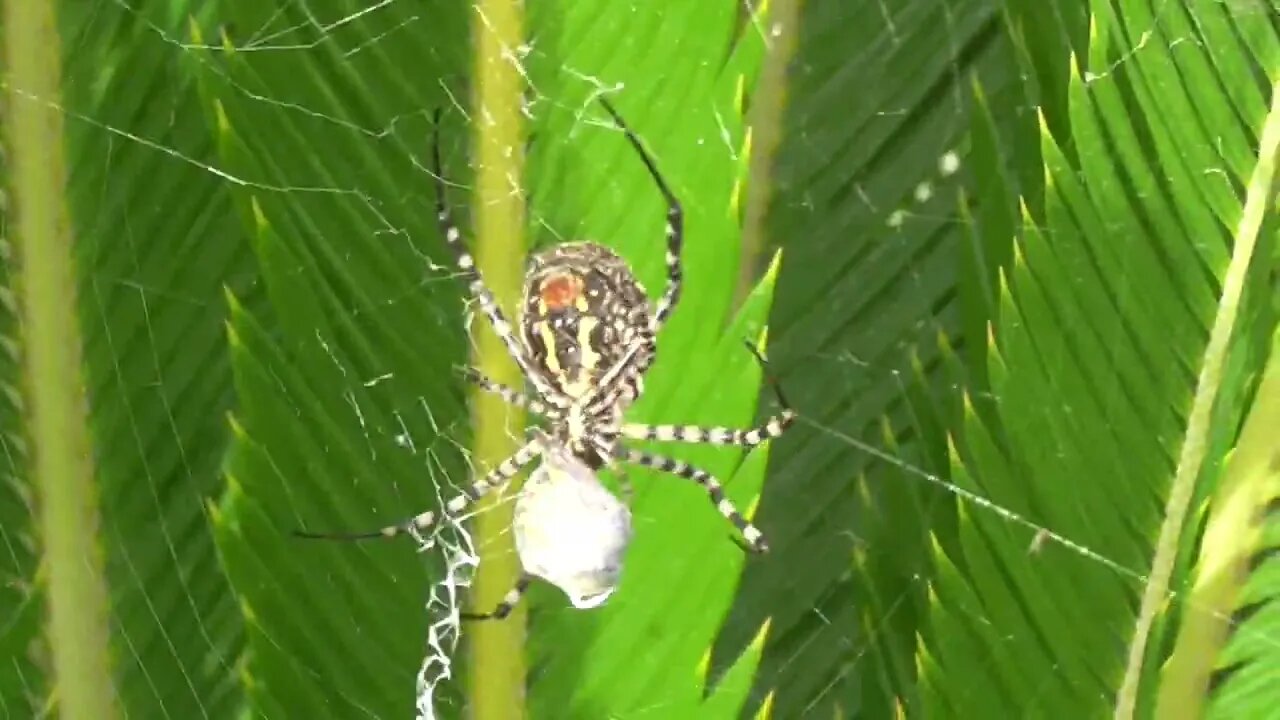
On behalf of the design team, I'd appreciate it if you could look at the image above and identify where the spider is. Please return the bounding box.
[297,98,796,620]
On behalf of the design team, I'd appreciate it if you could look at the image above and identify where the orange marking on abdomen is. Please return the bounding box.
[540,274,583,310]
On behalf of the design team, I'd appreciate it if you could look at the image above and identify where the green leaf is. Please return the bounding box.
[710,0,1022,716]
[3,1,250,717]
[917,0,1280,715]
[190,3,476,713]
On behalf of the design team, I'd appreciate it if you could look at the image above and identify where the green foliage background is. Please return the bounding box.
[2,0,1279,719]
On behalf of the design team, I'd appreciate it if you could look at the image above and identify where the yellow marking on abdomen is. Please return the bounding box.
[536,321,563,378]
[577,316,601,375]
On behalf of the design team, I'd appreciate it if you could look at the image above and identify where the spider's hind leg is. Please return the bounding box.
[619,448,769,553]
[461,574,533,621]
[294,439,541,542]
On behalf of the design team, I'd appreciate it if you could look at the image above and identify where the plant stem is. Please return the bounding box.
[4,0,117,717]
[1114,77,1280,719]
[467,1,528,718]
[1154,321,1280,716]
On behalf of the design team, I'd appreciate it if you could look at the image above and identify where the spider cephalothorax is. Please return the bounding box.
[297,97,796,621]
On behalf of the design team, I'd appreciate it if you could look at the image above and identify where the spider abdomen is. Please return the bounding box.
[520,242,655,400]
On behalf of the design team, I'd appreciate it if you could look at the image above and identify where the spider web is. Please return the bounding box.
[1,0,1276,718]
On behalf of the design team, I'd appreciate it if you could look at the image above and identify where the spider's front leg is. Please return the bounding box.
[619,448,769,553]
[598,97,683,333]
[429,114,561,404]
[294,439,541,541]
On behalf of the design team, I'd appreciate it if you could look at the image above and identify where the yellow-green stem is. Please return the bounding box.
[1114,76,1280,719]
[1154,325,1280,716]
[467,1,528,718]
[4,0,116,717]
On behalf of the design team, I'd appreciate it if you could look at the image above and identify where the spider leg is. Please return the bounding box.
[582,338,651,413]
[461,367,553,417]
[430,113,565,406]
[621,415,792,448]
[619,448,769,553]
[460,574,533,621]
[598,97,683,333]
[621,340,796,447]
[294,439,541,541]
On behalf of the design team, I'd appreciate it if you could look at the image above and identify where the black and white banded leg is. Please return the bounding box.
[581,338,651,413]
[598,97,683,332]
[430,114,565,407]
[294,439,541,541]
[462,367,553,417]
[621,412,794,448]
[622,340,795,448]
[461,574,533,621]
[620,449,769,553]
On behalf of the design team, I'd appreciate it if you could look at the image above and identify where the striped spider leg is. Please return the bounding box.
[428,110,569,411]
[621,342,796,448]
[597,97,684,335]
[616,342,796,553]
[293,439,542,543]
